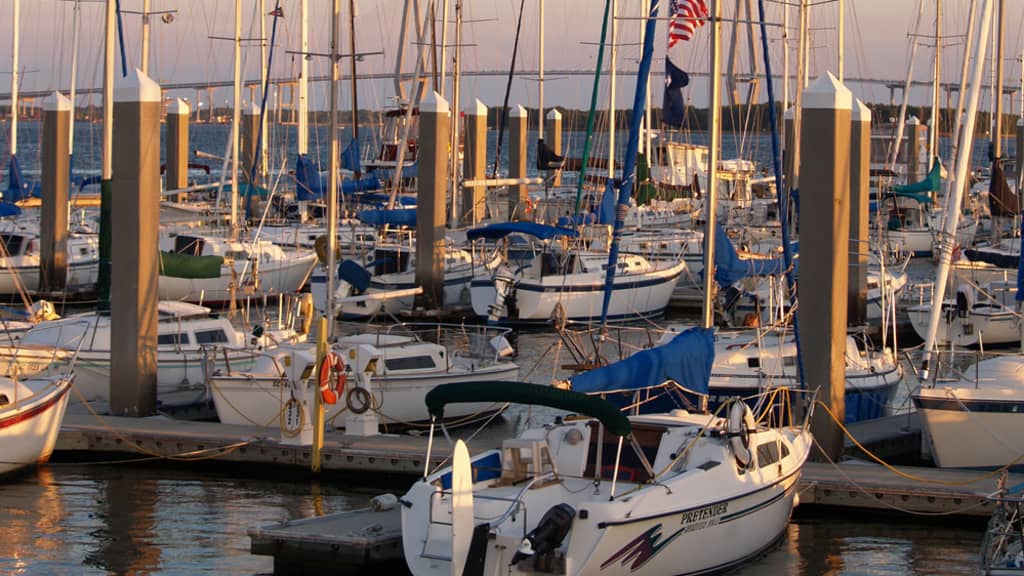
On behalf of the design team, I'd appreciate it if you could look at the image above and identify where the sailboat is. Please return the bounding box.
[399,3,812,575]
[911,0,1024,469]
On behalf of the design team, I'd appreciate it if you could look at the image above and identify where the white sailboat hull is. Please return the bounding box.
[471,261,686,323]
[158,254,316,304]
[210,363,519,427]
[0,377,72,476]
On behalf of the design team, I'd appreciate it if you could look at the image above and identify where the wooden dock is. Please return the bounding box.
[800,460,1016,517]
[56,412,482,475]
[249,506,406,574]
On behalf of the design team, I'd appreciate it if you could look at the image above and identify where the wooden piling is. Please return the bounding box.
[508,105,528,220]
[165,98,190,203]
[110,69,161,417]
[798,72,851,462]
[414,92,449,311]
[242,102,261,188]
[462,99,487,225]
[40,91,71,292]
[545,108,563,187]
[848,98,871,326]
[906,115,926,182]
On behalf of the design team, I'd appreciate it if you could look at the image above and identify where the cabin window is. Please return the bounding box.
[195,329,229,344]
[384,355,437,371]
[747,358,761,369]
[174,235,205,256]
[0,234,24,256]
[584,422,663,484]
[757,443,780,468]
[158,333,191,346]
[782,356,797,367]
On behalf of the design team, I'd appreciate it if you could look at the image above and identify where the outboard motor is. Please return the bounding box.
[511,503,575,570]
[488,265,517,323]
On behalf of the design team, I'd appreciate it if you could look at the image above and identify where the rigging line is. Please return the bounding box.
[114,0,128,77]
[757,0,804,388]
[573,0,614,217]
[490,0,528,180]
[249,0,284,188]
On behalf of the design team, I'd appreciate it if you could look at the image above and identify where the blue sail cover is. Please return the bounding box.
[358,208,417,227]
[296,154,382,201]
[341,139,361,172]
[712,224,790,286]
[5,155,35,202]
[295,154,324,201]
[598,178,616,225]
[467,222,579,241]
[570,327,714,395]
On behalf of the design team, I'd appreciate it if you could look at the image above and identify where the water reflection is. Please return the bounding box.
[84,471,160,574]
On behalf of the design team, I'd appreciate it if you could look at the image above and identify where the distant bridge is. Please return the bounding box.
[1,69,1015,104]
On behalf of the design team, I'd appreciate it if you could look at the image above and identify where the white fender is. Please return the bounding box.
[728,401,756,468]
[450,440,474,576]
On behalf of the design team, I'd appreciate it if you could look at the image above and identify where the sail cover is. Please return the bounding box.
[569,327,714,396]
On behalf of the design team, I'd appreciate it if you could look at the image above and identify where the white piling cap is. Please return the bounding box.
[43,91,72,112]
[466,98,487,117]
[421,91,449,115]
[803,72,851,111]
[851,98,870,124]
[907,115,920,125]
[511,104,528,119]
[1018,117,1024,127]
[783,106,795,120]
[168,98,190,115]
[546,108,562,120]
[114,68,162,103]
[246,101,261,116]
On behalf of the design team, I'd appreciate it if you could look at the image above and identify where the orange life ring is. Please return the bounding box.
[318,352,346,405]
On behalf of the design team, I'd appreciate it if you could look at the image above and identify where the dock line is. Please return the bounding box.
[816,399,1024,485]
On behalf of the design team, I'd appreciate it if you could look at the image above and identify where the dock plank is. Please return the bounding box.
[56,413,485,474]
[249,507,404,570]
[800,460,1019,517]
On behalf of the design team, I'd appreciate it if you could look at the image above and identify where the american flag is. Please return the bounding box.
[668,0,709,48]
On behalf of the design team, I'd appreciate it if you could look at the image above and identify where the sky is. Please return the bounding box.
[4,0,1024,114]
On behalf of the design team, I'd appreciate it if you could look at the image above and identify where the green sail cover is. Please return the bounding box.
[159,252,224,279]
[425,382,631,437]
[892,158,942,194]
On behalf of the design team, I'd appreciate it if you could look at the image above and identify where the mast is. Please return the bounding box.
[837,0,843,81]
[9,0,19,160]
[439,0,450,98]
[348,0,361,179]
[69,0,81,155]
[598,0,658,327]
[607,0,617,180]
[886,0,926,175]
[943,0,977,209]
[298,0,309,155]
[538,0,544,141]
[921,0,995,381]
[790,0,807,194]
[993,0,1004,158]
[929,0,941,164]
[327,0,341,332]
[258,0,269,183]
[230,0,241,238]
[141,0,151,75]
[98,0,116,313]
[448,0,462,226]
[703,0,721,329]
